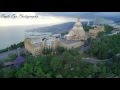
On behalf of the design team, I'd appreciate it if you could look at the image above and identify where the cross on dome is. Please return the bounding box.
[77,17,80,22]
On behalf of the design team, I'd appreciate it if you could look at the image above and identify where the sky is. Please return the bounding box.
[0,12,120,27]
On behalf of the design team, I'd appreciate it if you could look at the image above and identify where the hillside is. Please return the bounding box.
[27,21,94,34]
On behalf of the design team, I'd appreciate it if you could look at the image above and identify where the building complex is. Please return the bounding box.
[24,17,105,56]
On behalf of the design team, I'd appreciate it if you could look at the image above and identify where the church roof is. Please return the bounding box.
[60,39,81,44]
[68,17,85,36]
[72,17,84,30]
[74,17,83,26]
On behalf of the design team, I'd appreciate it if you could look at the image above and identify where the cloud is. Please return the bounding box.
[36,12,120,18]
[94,12,120,17]
[0,12,120,27]
[36,12,91,18]
[0,12,75,26]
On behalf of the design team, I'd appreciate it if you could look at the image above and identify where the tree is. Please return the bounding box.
[2,68,15,78]
[42,48,51,55]
[17,42,24,48]
[19,50,26,57]
[73,54,82,70]
[8,53,17,61]
[56,47,65,54]
[100,66,107,77]
[83,25,93,32]
[45,73,51,78]
[50,56,62,73]
[87,33,120,59]
[39,55,52,73]
[0,69,3,78]
[61,31,68,36]
[0,41,24,54]
[97,31,104,38]
[9,44,17,50]
[104,25,113,34]
[25,56,35,64]
[0,48,8,53]
[34,66,45,78]
[56,74,62,78]
[0,61,3,69]
[16,63,34,78]
[68,48,79,56]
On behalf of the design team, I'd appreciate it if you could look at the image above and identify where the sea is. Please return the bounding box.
[0,25,43,50]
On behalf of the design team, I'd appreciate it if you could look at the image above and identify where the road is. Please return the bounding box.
[82,57,112,64]
[80,45,91,53]
[80,42,112,64]
[0,48,25,61]
[79,38,91,53]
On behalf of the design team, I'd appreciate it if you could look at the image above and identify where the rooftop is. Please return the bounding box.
[60,39,81,44]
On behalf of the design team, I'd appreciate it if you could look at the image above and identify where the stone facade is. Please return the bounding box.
[59,39,84,49]
[59,17,86,49]
[24,38,43,56]
[89,26,105,38]
[24,36,59,56]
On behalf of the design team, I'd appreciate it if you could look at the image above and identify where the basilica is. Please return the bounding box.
[64,17,86,41]
[59,17,87,49]
[24,17,104,56]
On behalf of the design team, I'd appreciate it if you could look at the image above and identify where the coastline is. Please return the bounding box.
[0,41,24,54]
[0,47,25,61]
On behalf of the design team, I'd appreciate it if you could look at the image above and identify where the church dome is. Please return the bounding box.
[72,26,77,30]
[66,17,86,40]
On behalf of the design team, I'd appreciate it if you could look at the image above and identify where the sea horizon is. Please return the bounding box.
[0,22,69,50]
[0,25,44,50]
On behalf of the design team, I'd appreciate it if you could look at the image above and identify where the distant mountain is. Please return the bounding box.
[27,21,94,34]
[27,22,74,34]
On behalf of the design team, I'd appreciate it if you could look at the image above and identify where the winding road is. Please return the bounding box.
[82,57,112,64]
[0,48,25,60]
